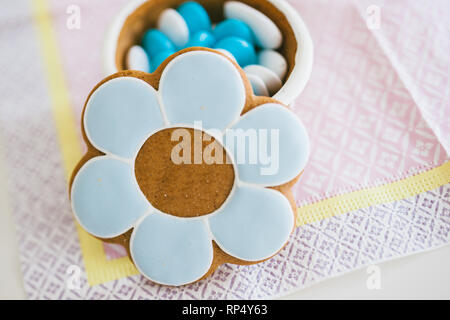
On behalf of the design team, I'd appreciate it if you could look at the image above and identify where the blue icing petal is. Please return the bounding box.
[131,212,213,286]
[224,103,310,186]
[177,1,211,34]
[214,36,256,67]
[209,185,293,261]
[142,29,176,58]
[185,30,216,48]
[160,51,246,130]
[151,49,176,72]
[71,157,150,239]
[84,77,164,159]
[213,19,254,44]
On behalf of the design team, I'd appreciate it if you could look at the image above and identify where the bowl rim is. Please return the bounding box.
[103,0,314,105]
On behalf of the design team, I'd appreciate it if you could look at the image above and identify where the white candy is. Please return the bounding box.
[157,9,189,48]
[224,1,283,49]
[258,50,288,80]
[126,45,150,73]
[246,73,269,96]
[244,65,282,96]
[215,49,237,62]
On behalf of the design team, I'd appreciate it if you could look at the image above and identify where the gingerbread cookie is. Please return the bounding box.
[70,48,309,286]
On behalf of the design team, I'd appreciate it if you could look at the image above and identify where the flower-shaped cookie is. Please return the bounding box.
[70,49,309,286]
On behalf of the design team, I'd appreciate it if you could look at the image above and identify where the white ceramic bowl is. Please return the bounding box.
[103,0,313,106]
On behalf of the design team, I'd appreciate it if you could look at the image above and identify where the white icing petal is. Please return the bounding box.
[84,77,164,159]
[209,185,294,261]
[224,103,309,186]
[159,51,246,130]
[131,212,213,286]
[71,157,150,239]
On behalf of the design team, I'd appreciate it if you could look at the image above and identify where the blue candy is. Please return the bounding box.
[142,29,176,58]
[185,31,216,48]
[151,50,176,72]
[215,36,256,67]
[213,19,254,44]
[177,2,211,34]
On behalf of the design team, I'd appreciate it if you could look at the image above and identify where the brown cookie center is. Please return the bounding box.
[135,128,235,218]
